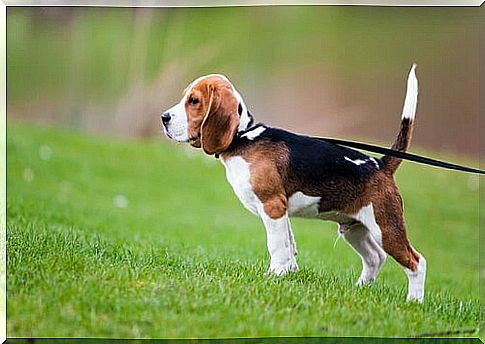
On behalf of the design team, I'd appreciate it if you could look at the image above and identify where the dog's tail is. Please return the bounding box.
[382,64,418,175]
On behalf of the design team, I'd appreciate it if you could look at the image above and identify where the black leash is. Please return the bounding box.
[317,137,484,175]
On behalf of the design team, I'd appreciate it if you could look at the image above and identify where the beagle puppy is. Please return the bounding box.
[161,65,426,302]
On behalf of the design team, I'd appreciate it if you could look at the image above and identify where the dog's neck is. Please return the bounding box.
[233,90,254,132]
[238,107,255,133]
[213,92,255,159]
[214,111,258,160]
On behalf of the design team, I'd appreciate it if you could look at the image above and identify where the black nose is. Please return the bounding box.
[161,112,171,124]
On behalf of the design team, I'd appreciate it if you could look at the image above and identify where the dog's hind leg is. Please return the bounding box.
[363,199,426,303]
[380,223,426,302]
[403,250,426,302]
[381,227,426,302]
[342,223,387,286]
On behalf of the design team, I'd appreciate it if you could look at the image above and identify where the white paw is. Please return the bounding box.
[356,276,375,287]
[267,259,299,276]
[406,291,424,303]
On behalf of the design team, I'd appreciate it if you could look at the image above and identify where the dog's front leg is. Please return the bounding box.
[261,211,299,276]
[288,225,298,257]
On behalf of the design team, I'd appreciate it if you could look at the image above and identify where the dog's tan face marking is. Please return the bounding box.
[162,74,240,155]
[184,84,209,148]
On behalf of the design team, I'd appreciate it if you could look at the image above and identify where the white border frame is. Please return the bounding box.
[0,1,482,342]
[2,0,484,6]
[1,1,6,343]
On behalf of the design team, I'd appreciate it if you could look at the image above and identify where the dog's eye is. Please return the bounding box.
[188,97,199,105]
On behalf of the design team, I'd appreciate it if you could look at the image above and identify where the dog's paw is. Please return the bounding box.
[406,290,424,303]
[356,276,375,287]
[267,259,299,276]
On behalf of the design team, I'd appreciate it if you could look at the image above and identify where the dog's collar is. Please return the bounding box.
[214,121,264,159]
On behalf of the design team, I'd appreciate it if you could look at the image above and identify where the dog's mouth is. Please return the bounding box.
[189,134,201,147]
[161,125,191,144]
[161,126,174,140]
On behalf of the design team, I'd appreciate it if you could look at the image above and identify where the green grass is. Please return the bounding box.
[7,123,480,338]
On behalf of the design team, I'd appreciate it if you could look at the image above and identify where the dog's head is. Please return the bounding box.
[161,74,253,155]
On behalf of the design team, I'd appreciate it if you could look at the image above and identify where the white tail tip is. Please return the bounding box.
[402,64,418,120]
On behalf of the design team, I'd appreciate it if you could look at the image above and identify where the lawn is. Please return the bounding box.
[7,123,480,338]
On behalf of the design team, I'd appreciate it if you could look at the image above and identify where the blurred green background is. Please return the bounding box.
[7,6,480,157]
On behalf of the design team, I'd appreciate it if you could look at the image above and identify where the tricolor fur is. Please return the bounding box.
[161,65,426,302]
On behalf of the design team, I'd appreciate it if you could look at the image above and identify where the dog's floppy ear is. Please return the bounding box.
[200,84,240,155]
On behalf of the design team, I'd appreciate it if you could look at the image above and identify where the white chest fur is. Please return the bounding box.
[220,156,261,215]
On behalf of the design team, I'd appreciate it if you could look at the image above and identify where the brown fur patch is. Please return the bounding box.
[222,140,290,220]
[263,197,287,219]
[185,76,240,154]
[366,172,420,271]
